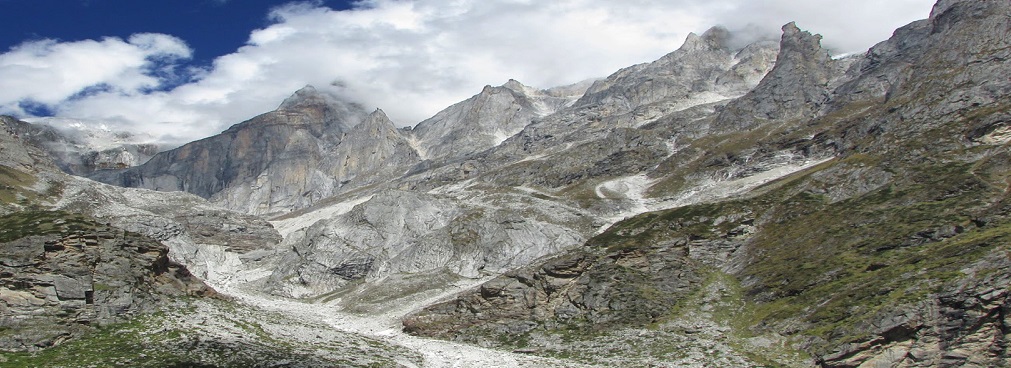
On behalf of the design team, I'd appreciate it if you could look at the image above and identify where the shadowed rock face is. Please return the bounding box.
[712,22,839,133]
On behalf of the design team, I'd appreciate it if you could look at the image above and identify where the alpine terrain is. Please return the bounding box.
[1,0,1009,366]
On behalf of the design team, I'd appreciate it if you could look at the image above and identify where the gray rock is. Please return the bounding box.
[92,86,372,216]
[0,214,213,351]
[267,189,590,299]
[713,22,837,133]
[411,79,586,162]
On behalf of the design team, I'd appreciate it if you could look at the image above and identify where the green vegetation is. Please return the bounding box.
[0,165,38,205]
[0,210,101,242]
[588,200,749,252]
[589,153,1010,356]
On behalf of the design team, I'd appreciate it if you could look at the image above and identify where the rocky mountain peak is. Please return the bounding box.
[478,79,534,98]
[679,26,732,53]
[358,108,397,133]
[247,84,367,135]
[502,79,527,93]
[278,84,325,109]
[410,78,582,162]
[929,0,966,18]
[712,22,836,131]
[780,22,827,58]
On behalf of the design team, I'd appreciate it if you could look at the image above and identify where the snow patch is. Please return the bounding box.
[980,125,1011,145]
[490,129,515,146]
[427,178,476,196]
[595,157,831,233]
[594,174,654,202]
[406,135,429,161]
[633,91,731,128]
[270,195,373,238]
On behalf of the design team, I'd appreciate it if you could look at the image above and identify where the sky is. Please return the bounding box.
[0,0,936,144]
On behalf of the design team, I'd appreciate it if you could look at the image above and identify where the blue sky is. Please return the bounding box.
[0,0,936,143]
[1,1,354,66]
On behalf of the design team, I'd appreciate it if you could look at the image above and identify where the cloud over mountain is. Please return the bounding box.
[0,0,933,143]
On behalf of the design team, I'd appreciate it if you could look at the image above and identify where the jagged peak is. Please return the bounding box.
[360,108,395,129]
[678,26,732,52]
[502,79,527,92]
[682,32,700,47]
[701,25,732,48]
[772,21,829,67]
[928,0,1006,34]
[778,22,830,60]
[477,79,539,97]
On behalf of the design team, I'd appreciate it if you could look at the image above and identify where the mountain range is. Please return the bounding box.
[1,0,1008,366]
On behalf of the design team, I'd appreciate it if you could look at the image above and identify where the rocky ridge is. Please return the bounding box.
[410,79,589,162]
[403,1,1011,366]
[9,117,161,176]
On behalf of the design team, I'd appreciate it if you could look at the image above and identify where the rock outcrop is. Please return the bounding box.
[0,211,213,351]
[0,119,219,352]
[712,22,841,132]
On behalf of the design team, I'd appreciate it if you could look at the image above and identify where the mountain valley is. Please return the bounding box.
[1,0,1009,366]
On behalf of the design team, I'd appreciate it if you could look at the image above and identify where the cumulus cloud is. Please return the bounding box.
[2,0,935,143]
[0,34,190,110]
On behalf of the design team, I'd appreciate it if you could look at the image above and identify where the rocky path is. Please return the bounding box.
[215,279,588,368]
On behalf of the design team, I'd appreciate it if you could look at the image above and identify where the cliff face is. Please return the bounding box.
[403,1,1011,366]
[93,86,361,215]
[91,87,420,216]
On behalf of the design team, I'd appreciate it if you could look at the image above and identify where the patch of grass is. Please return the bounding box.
[588,201,750,252]
[0,165,37,205]
[0,211,99,242]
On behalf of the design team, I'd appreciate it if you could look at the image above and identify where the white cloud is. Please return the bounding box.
[694,0,937,53]
[1,0,936,143]
[0,34,190,108]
